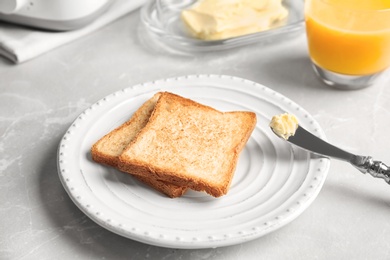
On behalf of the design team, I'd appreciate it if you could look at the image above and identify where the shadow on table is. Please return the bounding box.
[323,175,390,210]
[0,56,15,65]
[36,136,281,259]
[38,136,157,258]
[259,54,331,92]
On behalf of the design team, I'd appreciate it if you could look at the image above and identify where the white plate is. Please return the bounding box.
[57,74,330,249]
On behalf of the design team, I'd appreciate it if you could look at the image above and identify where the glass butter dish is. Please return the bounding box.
[140,0,304,53]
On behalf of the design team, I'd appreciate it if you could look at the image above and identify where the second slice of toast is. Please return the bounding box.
[118,92,257,197]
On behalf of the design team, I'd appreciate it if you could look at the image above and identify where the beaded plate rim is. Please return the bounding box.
[57,74,330,249]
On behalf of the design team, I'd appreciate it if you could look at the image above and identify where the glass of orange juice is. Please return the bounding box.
[305,0,390,89]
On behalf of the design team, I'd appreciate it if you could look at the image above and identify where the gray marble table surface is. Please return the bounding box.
[1,8,390,260]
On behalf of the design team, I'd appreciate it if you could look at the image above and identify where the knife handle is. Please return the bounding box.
[362,157,390,184]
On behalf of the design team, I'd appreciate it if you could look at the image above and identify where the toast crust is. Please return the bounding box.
[118,92,257,197]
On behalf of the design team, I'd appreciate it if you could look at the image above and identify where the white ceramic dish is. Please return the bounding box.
[57,74,330,249]
[140,0,305,52]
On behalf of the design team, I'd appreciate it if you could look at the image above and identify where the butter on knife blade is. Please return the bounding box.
[269,113,298,140]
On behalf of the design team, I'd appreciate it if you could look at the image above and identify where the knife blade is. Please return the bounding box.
[271,124,390,185]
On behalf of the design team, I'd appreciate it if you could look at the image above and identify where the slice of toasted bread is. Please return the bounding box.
[118,92,257,197]
[91,92,187,198]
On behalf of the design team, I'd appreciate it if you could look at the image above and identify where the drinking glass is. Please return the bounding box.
[305,0,390,90]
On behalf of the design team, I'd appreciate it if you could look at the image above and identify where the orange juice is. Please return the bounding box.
[305,0,390,75]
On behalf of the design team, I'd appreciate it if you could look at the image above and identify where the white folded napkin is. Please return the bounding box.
[0,0,145,64]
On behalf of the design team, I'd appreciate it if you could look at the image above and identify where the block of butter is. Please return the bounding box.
[181,0,288,40]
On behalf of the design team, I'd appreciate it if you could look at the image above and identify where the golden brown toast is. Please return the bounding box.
[118,92,257,197]
[91,92,187,198]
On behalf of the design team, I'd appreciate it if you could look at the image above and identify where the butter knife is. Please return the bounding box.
[271,125,390,184]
